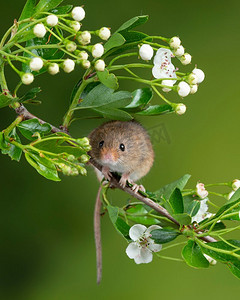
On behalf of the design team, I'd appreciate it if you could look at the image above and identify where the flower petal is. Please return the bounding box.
[126,242,140,259]
[134,248,153,264]
[148,240,162,252]
[129,224,147,241]
[145,225,162,237]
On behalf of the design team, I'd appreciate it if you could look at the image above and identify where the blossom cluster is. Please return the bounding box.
[21,6,111,85]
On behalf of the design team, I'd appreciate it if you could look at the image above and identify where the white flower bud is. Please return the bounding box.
[169,36,181,49]
[78,31,91,45]
[99,27,111,40]
[175,103,186,115]
[139,44,154,61]
[232,179,240,191]
[21,73,34,85]
[174,45,185,57]
[162,79,174,92]
[48,63,59,75]
[29,57,44,71]
[72,6,85,22]
[190,84,198,94]
[33,23,46,38]
[46,14,58,27]
[94,59,105,72]
[65,41,77,52]
[177,81,190,97]
[78,51,88,60]
[180,53,192,65]
[188,73,198,85]
[192,68,205,83]
[81,60,91,69]
[196,183,208,199]
[92,43,104,58]
[70,21,81,32]
[63,59,75,73]
[203,254,217,265]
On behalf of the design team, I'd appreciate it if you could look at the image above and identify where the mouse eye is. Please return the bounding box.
[119,143,125,151]
[99,141,104,148]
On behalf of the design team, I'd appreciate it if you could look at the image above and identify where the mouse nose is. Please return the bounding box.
[101,148,117,163]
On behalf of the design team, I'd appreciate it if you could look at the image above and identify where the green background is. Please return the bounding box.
[0,0,240,299]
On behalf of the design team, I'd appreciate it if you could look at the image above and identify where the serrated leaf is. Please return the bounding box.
[19,0,37,30]
[25,152,60,181]
[1,129,22,161]
[184,195,201,217]
[126,205,160,225]
[34,0,64,13]
[117,15,149,33]
[93,107,133,121]
[136,104,174,116]
[182,240,209,269]
[120,31,149,43]
[17,119,51,140]
[97,70,119,90]
[108,205,131,240]
[104,33,126,52]
[151,228,180,244]
[125,88,153,110]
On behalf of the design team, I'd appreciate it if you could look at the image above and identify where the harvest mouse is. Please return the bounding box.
[88,120,154,193]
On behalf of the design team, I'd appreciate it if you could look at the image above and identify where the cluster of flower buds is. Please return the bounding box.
[20,6,111,85]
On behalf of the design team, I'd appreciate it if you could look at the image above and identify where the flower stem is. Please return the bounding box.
[108,52,138,68]
[4,115,23,136]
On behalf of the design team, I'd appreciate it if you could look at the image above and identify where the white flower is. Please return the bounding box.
[48,63,59,75]
[99,27,111,40]
[65,41,77,52]
[126,224,162,264]
[78,51,88,60]
[177,81,190,97]
[63,59,75,73]
[94,59,105,71]
[92,43,104,58]
[192,198,212,223]
[152,48,177,81]
[169,36,181,49]
[180,53,192,65]
[232,179,240,191]
[78,31,91,45]
[162,79,174,92]
[82,59,91,69]
[196,183,208,199]
[21,73,34,85]
[227,191,235,200]
[70,21,81,32]
[72,6,85,22]
[139,44,154,61]
[174,45,185,57]
[46,14,58,27]
[188,73,198,85]
[192,68,205,83]
[33,23,46,38]
[204,254,217,265]
[29,57,43,71]
[175,103,186,115]
[190,84,198,94]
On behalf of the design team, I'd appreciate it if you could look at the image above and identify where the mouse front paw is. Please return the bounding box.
[102,166,112,182]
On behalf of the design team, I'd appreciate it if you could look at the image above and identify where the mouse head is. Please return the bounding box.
[88,121,143,169]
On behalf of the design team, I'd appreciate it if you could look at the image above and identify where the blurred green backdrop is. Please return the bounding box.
[1,0,240,299]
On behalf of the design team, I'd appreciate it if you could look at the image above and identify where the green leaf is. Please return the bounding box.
[136,104,174,116]
[0,132,10,150]
[120,31,149,43]
[34,0,64,13]
[154,174,191,201]
[182,240,209,268]
[126,205,160,225]
[17,119,51,140]
[125,88,153,110]
[104,33,126,52]
[169,188,184,214]
[0,93,17,109]
[117,15,149,32]
[183,195,201,217]
[19,0,37,24]
[173,213,192,226]
[1,129,22,162]
[200,240,240,279]
[20,87,41,102]
[25,152,60,181]
[49,4,72,14]
[76,84,132,109]
[108,205,131,240]
[97,69,119,90]
[93,107,133,121]
[151,228,180,244]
